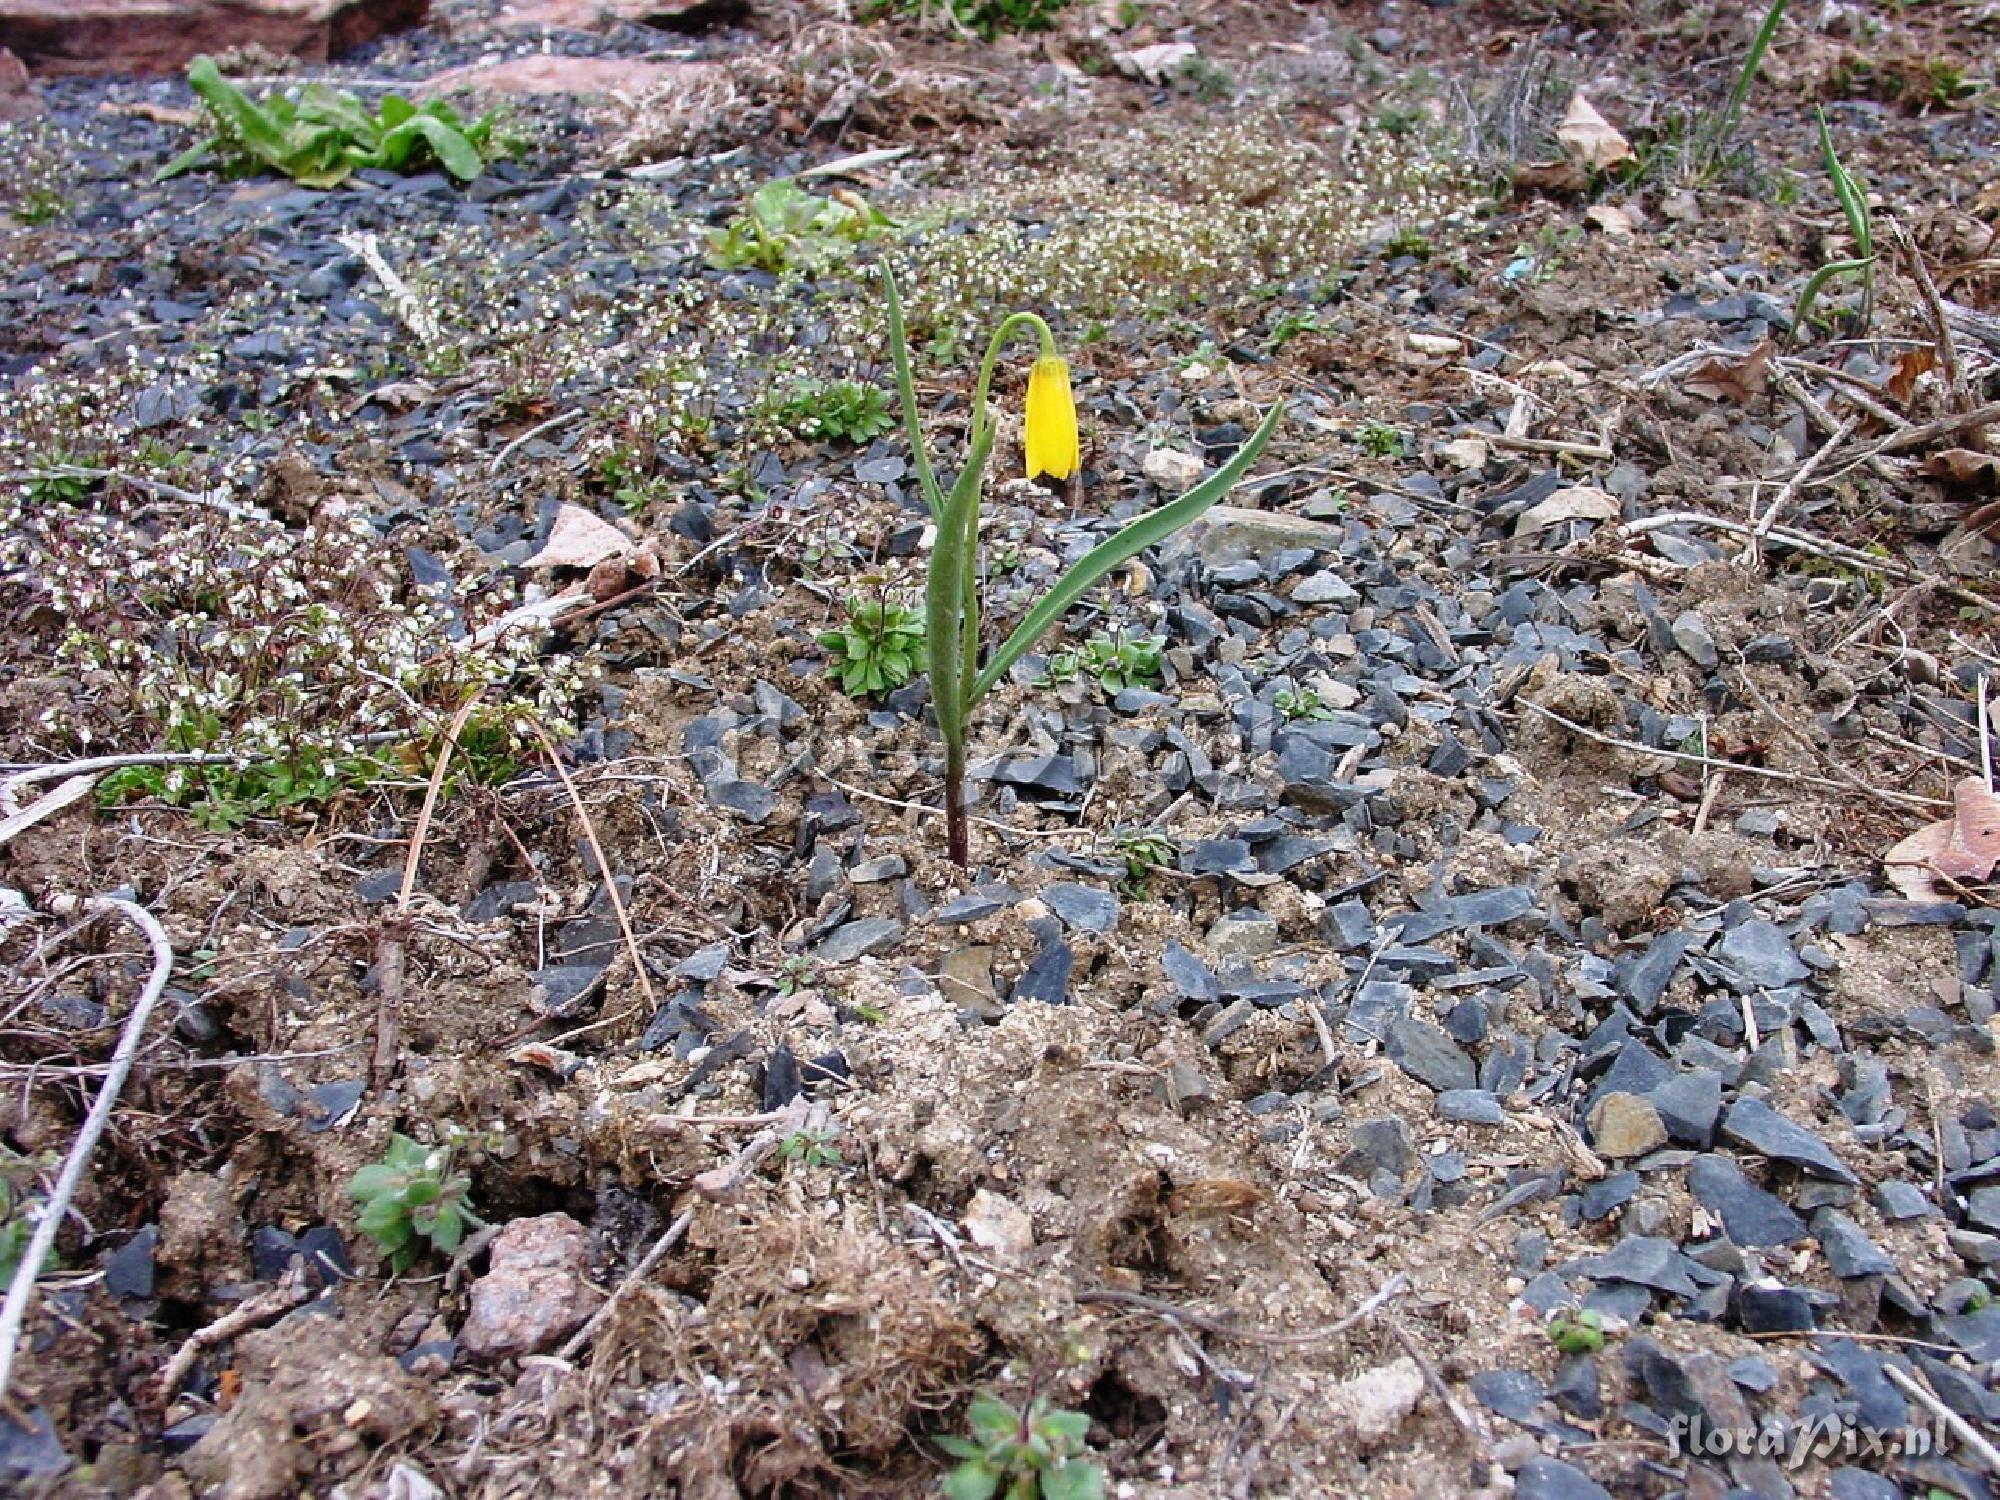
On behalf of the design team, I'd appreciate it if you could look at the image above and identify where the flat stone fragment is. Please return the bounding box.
[1570,1235,1699,1297]
[1715,918,1809,989]
[1437,1089,1504,1125]
[1721,1096,1858,1183]
[1649,1069,1723,1146]
[459,1213,604,1360]
[1161,941,1220,1002]
[811,917,903,964]
[1812,1209,1895,1278]
[0,0,427,75]
[1871,1180,1937,1220]
[1687,1154,1807,1247]
[1385,1014,1477,1092]
[1966,1184,2000,1233]
[1044,883,1120,934]
[1587,1092,1667,1158]
[1515,1457,1612,1500]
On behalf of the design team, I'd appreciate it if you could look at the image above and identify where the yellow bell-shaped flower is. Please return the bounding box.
[1023,354,1079,481]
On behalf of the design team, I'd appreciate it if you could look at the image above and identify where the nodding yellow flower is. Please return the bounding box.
[1023,354,1079,481]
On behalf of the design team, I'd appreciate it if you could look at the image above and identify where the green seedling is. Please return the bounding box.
[874,0,1068,39]
[939,1392,1104,1500]
[1689,0,1787,181]
[885,266,1282,865]
[1548,1309,1607,1353]
[820,594,928,698]
[23,455,92,504]
[348,1132,483,1273]
[778,1128,844,1169]
[707,179,892,275]
[1357,422,1404,458]
[0,1156,58,1285]
[766,378,898,443]
[1791,107,1874,339]
[160,56,501,188]
[1274,686,1335,722]
[97,748,391,830]
[1112,828,1176,895]
[1045,634,1163,694]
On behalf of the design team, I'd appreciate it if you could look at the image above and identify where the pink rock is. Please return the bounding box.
[492,0,727,29]
[0,0,428,78]
[419,54,716,98]
[0,46,36,118]
[459,1213,604,1361]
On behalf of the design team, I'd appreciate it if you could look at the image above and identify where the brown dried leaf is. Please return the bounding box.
[1511,159,1589,196]
[1556,92,1632,171]
[1683,340,1774,404]
[1883,776,2000,899]
[527,504,635,570]
[1924,448,2000,492]
[1514,484,1621,536]
[1886,346,1938,407]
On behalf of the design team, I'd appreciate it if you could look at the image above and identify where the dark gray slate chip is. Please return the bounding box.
[1966,1184,2000,1233]
[1726,1355,1778,1392]
[1649,1069,1723,1146]
[1386,1014,1477,1092]
[706,778,775,823]
[1450,885,1538,928]
[1438,1089,1504,1125]
[0,1406,70,1484]
[1514,1456,1611,1500]
[1812,1339,1908,1430]
[1044,883,1120,934]
[1570,1236,1699,1297]
[1162,942,1221,1003]
[811,918,904,963]
[1721,1096,1858,1183]
[103,1226,158,1300]
[531,965,605,1018]
[1344,1117,1418,1177]
[1812,1208,1896,1278]
[935,892,1008,924]
[1715,918,1809,988]
[1872,1180,1936,1220]
[1622,931,1694,1012]
[1468,1368,1545,1421]
[1579,1172,1639,1222]
[1687,1154,1807,1247]
[1737,1282,1816,1333]
[1936,1305,2000,1361]
[1187,839,1256,876]
[1827,1471,1901,1500]
[1012,919,1074,1006]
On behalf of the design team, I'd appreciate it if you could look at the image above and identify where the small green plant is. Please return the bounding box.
[1274,686,1335,722]
[1046,633,1163,693]
[884,267,1282,864]
[1385,226,1432,261]
[939,1393,1104,1500]
[1688,0,1787,181]
[1791,106,1874,339]
[1172,55,1235,101]
[876,0,1068,39]
[22,454,92,504]
[97,747,391,830]
[1356,422,1404,458]
[706,180,891,275]
[12,186,68,225]
[160,55,502,188]
[348,1132,483,1273]
[1112,828,1176,895]
[1268,311,1321,350]
[776,955,819,996]
[778,1127,844,1169]
[1547,1309,1607,1354]
[766,378,898,443]
[0,1154,58,1285]
[820,593,928,697]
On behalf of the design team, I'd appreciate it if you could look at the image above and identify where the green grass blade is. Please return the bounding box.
[968,399,1284,707]
[388,114,485,180]
[1697,0,1786,176]
[1791,256,1872,336]
[187,54,288,163]
[926,429,993,739]
[884,266,945,520]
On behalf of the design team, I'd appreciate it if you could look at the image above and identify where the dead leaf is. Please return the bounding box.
[1514,484,1621,536]
[961,1188,1035,1256]
[1924,448,2000,491]
[1883,776,2000,899]
[1886,346,1938,407]
[527,504,635,570]
[1683,340,1774,404]
[1167,1179,1265,1218]
[1584,204,1636,236]
[1512,159,1589,196]
[1556,92,1632,171]
[1112,41,1196,84]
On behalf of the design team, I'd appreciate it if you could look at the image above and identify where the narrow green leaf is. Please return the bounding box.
[389,115,485,180]
[1792,256,1871,333]
[155,141,217,181]
[187,56,287,161]
[884,265,944,520]
[927,430,994,741]
[969,399,1284,706]
[966,1395,1020,1445]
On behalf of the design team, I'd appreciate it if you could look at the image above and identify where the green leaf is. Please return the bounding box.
[384,114,485,180]
[358,1198,410,1242]
[883,265,944,520]
[965,1395,1019,1447]
[386,1134,430,1169]
[430,1204,465,1252]
[1036,1411,1089,1449]
[933,1437,985,1459]
[187,55,287,162]
[155,140,217,181]
[1040,1460,1106,1500]
[969,399,1283,706]
[402,1176,442,1207]
[349,1165,400,1201]
[378,93,417,129]
[942,1461,1002,1500]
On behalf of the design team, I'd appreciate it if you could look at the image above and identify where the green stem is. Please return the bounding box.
[970,311,1057,453]
[883,265,943,520]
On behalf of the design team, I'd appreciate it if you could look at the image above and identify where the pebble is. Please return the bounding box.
[811,918,904,963]
[1720,1096,1858,1183]
[458,1214,604,1361]
[1385,1015,1477,1092]
[1044,883,1121,934]
[1586,1093,1667,1158]
[1687,1154,1807,1247]
[1207,910,1280,961]
[1812,1209,1896,1278]
[1514,1456,1612,1500]
[1716,918,1810,989]
[1437,1089,1504,1125]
